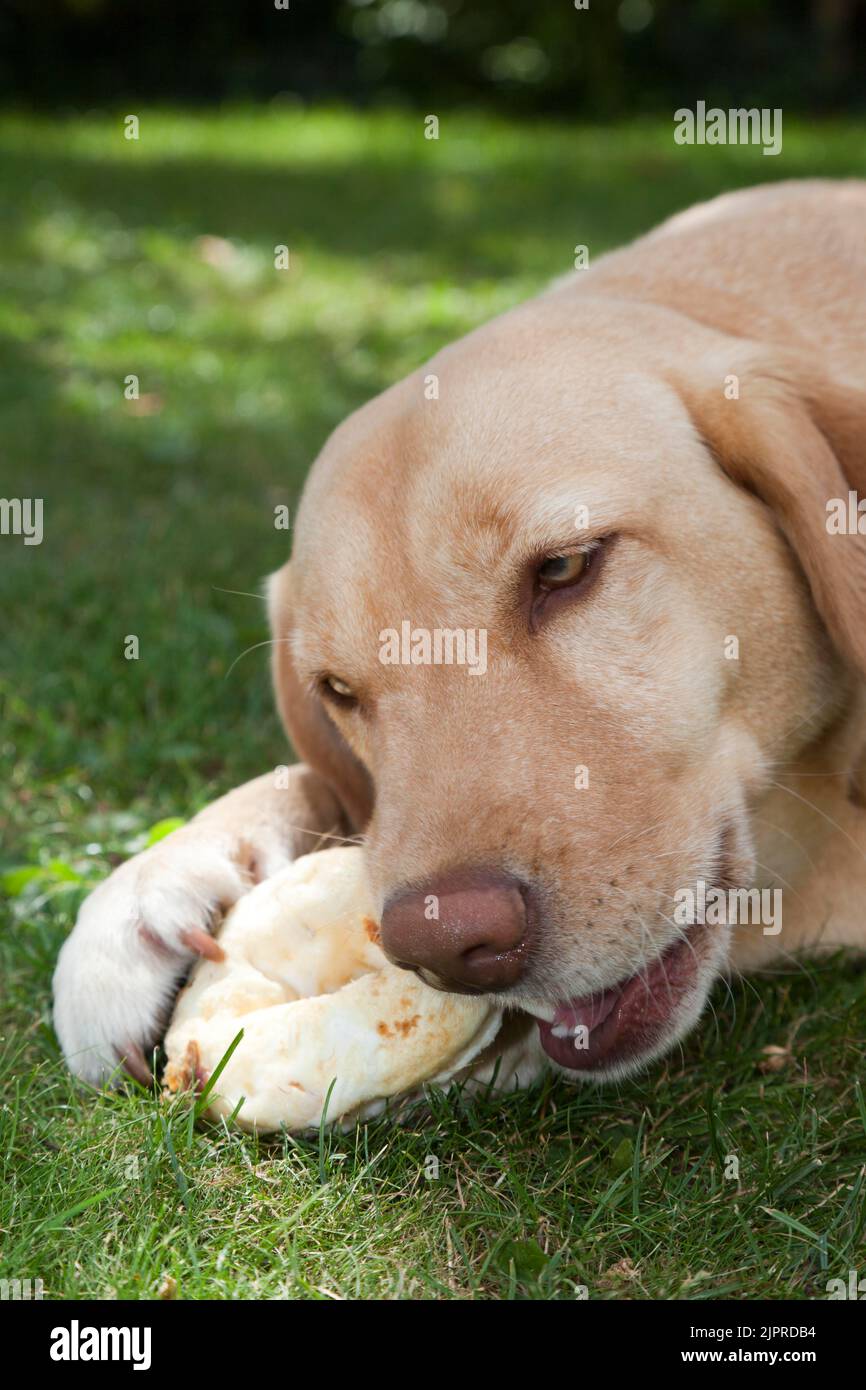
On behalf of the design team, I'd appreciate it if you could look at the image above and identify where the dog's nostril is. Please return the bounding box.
[463,937,523,962]
[416,967,482,995]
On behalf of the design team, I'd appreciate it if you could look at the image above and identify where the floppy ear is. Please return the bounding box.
[267,562,374,833]
[676,346,866,680]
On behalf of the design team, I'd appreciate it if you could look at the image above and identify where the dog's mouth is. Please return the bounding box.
[533,920,713,1076]
[531,824,746,1077]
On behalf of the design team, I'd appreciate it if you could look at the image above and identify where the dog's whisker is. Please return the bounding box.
[767,764,858,776]
[223,636,292,681]
[603,817,668,855]
[763,691,841,754]
[284,823,365,850]
[211,585,266,602]
[751,815,819,873]
[767,779,866,867]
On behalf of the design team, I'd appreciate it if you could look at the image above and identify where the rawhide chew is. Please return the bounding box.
[163,847,502,1132]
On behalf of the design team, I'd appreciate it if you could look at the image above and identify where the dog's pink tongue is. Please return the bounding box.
[553,986,621,1034]
[536,984,624,1071]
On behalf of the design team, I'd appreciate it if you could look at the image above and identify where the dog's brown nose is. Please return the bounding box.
[380,868,531,993]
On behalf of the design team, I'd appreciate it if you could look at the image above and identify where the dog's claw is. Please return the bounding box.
[118,1041,153,1087]
[53,835,251,1087]
[181,927,225,962]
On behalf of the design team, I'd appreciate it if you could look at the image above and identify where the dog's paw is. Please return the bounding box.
[52,828,293,1086]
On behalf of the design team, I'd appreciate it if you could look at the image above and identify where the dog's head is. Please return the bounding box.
[270,296,866,1081]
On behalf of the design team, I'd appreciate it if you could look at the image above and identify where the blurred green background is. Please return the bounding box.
[2,6,866,1302]
[4,0,866,115]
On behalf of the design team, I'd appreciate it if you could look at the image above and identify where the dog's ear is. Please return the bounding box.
[267,562,374,833]
[676,346,866,680]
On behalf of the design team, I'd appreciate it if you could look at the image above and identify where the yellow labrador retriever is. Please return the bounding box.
[54,178,866,1089]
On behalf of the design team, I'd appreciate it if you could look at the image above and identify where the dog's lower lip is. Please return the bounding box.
[536,925,703,1072]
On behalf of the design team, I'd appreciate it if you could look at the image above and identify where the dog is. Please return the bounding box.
[53,179,866,1092]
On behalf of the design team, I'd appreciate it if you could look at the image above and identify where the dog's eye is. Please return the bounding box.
[320,675,356,707]
[536,551,590,590]
[530,539,609,629]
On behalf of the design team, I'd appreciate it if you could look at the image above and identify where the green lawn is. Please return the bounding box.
[1,107,865,1300]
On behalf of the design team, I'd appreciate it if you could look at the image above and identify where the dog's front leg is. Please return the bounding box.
[52,766,346,1085]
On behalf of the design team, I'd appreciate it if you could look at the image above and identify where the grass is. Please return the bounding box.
[1,106,865,1301]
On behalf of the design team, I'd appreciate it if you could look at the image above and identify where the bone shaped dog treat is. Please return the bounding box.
[163,847,503,1132]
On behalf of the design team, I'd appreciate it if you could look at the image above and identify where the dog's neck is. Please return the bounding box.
[731,691,866,972]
